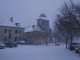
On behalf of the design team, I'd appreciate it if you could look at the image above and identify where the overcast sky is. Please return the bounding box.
[0,0,80,29]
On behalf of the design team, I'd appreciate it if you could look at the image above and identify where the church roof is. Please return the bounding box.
[38,13,49,20]
[39,13,47,17]
[25,25,43,32]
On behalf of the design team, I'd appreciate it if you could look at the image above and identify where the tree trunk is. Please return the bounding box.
[55,38,57,46]
[70,36,73,49]
[46,38,48,46]
[66,35,68,49]
[36,35,38,46]
[50,41,51,46]
[36,31,39,46]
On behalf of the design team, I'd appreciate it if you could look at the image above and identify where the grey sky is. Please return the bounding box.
[0,0,80,28]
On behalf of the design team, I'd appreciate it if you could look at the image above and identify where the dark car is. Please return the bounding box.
[5,42,18,48]
[12,42,18,47]
[78,48,80,54]
[69,43,80,50]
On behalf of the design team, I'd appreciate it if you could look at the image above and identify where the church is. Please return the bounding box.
[24,13,52,45]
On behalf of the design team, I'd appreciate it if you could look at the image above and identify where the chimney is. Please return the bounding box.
[15,23,20,27]
[32,25,35,28]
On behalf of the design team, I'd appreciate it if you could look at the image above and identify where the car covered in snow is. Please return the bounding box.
[17,41,26,45]
[69,43,79,50]
[0,42,5,49]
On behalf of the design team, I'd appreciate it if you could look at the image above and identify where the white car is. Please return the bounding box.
[0,42,5,49]
[18,41,26,45]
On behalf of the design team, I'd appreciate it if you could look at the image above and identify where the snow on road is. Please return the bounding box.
[0,45,80,60]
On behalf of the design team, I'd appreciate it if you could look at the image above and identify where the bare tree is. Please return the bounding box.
[54,0,80,49]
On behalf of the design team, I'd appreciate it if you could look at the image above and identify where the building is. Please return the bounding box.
[25,25,47,45]
[37,13,52,43]
[0,19,24,43]
[37,13,49,32]
[25,13,52,45]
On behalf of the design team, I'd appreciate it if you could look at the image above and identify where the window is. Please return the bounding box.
[4,37,8,41]
[20,30,21,34]
[15,37,21,42]
[42,21,44,26]
[15,30,17,34]
[10,29,12,32]
[4,37,6,41]
[44,22,46,26]
[15,30,21,34]
[9,33,11,39]
[4,29,7,33]
[5,29,11,33]
[45,21,48,26]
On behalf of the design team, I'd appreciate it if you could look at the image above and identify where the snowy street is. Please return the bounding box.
[0,45,80,60]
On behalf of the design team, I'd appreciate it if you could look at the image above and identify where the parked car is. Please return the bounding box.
[78,48,80,54]
[4,42,18,48]
[12,42,18,47]
[0,42,5,49]
[69,43,79,50]
[75,44,80,53]
[18,41,26,45]
[55,43,60,46]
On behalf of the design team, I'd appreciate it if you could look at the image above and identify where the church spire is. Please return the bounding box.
[39,13,47,18]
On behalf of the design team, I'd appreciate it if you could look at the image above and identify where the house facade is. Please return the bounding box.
[0,25,24,43]
[25,30,47,45]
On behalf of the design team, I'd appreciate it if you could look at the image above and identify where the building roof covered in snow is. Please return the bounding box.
[25,25,43,32]
[0,17,24,28]
[38,13,49,20]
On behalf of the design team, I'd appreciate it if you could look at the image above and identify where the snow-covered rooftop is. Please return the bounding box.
[0,18,24,28]
[38,17,48,20]
[38,13,49,20]
[25,25,43,32]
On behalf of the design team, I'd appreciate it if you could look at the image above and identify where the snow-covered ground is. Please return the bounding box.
[0,44,80,60]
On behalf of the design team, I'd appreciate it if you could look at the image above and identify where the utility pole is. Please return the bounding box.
[36,25,39,46]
